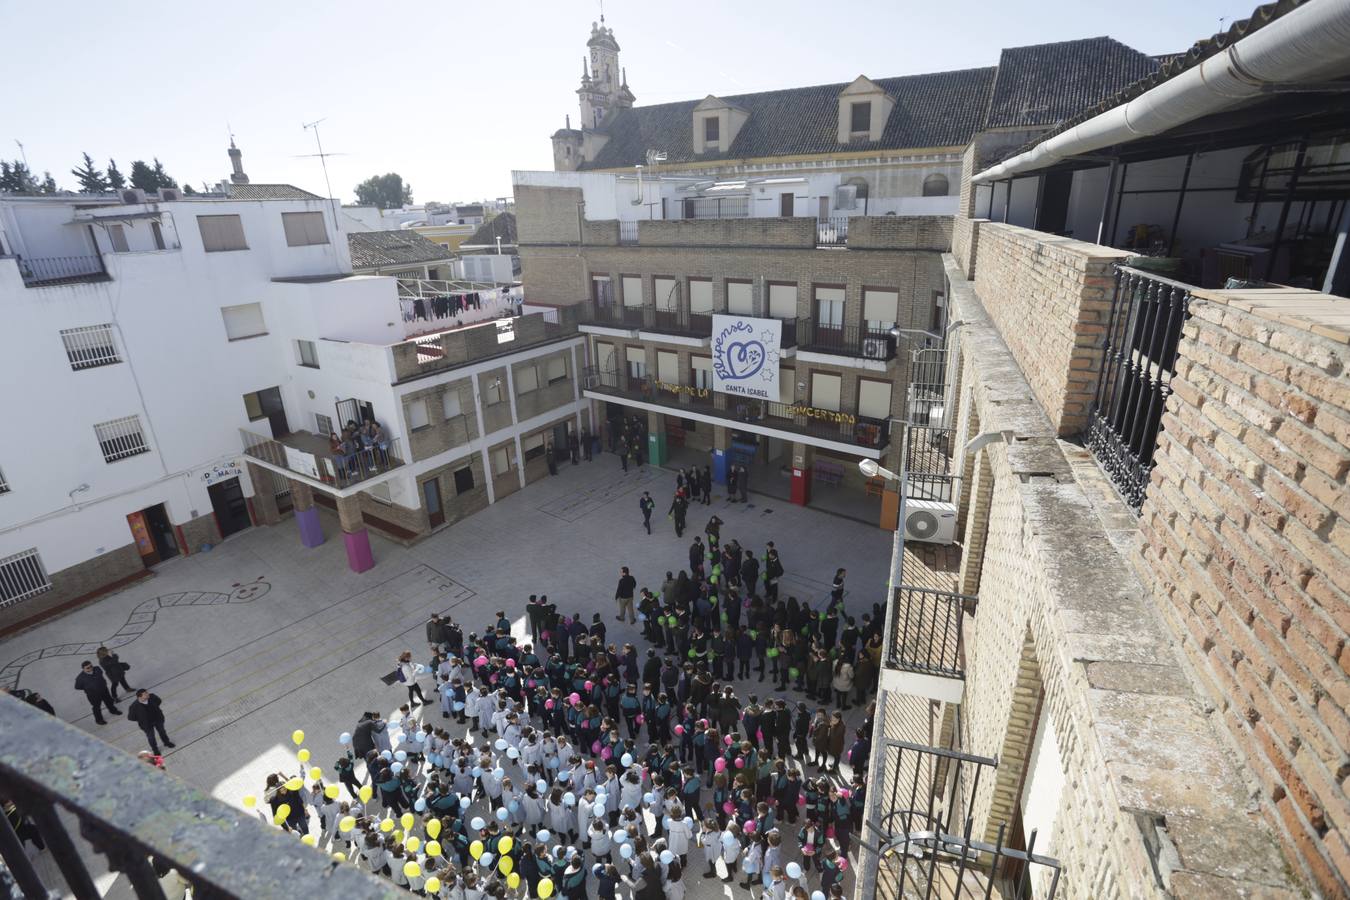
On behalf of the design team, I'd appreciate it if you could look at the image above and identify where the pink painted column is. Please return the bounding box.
[336,496,374,573]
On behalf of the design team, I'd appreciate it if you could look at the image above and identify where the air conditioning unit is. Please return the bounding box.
[862,337,889,359]
[834,184,857,210]
[120,188,147,204]
[159,188,181,201]
[903,499,958,545]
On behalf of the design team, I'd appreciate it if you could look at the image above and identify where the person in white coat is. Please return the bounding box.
[664,805,693,867]
[397,651,427,706]
[699,818,722,879]
[589,818,614,862]
[719,822,742,883]
[663,859,686,900]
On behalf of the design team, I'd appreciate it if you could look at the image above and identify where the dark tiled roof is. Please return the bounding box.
[347,230,454,270]
[985,37,1159,128]
[226,183,322,200]
[580,67,997,169]
[463,213,517,248]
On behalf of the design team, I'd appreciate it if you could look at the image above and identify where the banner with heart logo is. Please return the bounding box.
[711,314,782,400]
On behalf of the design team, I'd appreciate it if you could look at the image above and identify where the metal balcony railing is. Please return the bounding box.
[240,429,405,490]
[17,253,109,286]
[618,220,639,244]
[816,215,850,247]
[1087,266,1191,511]
[670,196,750,220]
[798,318,896,360]
[0,694,396,899]
[887,585,974,678]
[578,301,646,330]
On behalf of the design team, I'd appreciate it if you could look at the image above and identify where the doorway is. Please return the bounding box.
[208,477,252,539]
[553,420,572,464]
[817,196,830,220]
[423,478,445,528]
[780,193,794,217]
[335,398,375,433]
[257,387,289,438]
[127,503,179,568]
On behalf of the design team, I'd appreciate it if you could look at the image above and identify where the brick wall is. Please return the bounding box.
[637,217,815,249]
[405,377,478,463]
[1136,288,1350,898]
[972,223,1128,436]
[515,185,583,243]
[421,454,490,528]
[390,309,577,383]
[951,216,984,279]
[0,544,146,634]
[845,215,951,251]
[179,513,221,552]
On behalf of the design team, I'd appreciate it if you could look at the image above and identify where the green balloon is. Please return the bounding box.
[766,649,779,659]
[789,667,800,678]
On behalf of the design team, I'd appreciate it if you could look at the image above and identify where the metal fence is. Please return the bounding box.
[0,694,401,899]
[0,548,50,609]
[887,585,974,677]
[60,324,122,370]
[816,216,850,246]
[670,196,751,219]
[240,429,405,490]
[94,415,151,463]
[17,254,108,285]
[618,220,639,244]
[1086,266,1191,511]
[798,318,896,360]
[904,425,957,503]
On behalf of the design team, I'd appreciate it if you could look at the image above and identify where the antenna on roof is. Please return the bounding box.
[599,0,604,24]
[301,118,342,235]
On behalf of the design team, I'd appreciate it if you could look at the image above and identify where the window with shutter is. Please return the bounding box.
[221,303,267,340]
[726,281,753,315]
[653,277,678,310]
[443,390,463,418]
[862,289,899,331]
[621,276,644,307]
[296,340,320,368]
[408,399,430,430]
[811,372,842,412]
[657,351,678,384]
[108,224,130,253]
[768,283,798,320]
[491,447,513,475]
[516,366,540,394]
[778,368,795,405]
[689,279,713,314]
[691,356,712,390]
[197,215,248,252]
[282,212,330,247]
[546,356,568,383]
[858,379,892,418]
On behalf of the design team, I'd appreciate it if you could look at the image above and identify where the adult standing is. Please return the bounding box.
[581,427,594,461]
[126,689,175,753]
[547,443,559,476]
[568,432,580,465]
[96,646,133,701]
[726,466,739,503]
[397,651,426,707]
[640,492,655,535]
[74,660,120,725]
[700,466,713,505]
[737,465,749,503]
[615,566,637,624]
[669,492,688,538]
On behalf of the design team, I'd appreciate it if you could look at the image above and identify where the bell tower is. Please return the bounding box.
[552,17,635,170]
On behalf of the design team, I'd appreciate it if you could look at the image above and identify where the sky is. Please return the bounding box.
[6,0,1249,205]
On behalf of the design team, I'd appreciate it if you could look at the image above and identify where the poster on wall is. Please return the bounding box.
[711,314,781,400]
[283,446,321,479]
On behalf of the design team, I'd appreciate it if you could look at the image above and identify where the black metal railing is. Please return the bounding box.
[618,220,639,244]
[816,216,849,246]
[798,318,896,360]
[905,425,956,503]
[17,253,109,286]
[1086,266,1191,511]
[240,429,406,490]
[887,585,974,677]
[579,301,645,330]
[671,196,750,220]
[0,694,395,899]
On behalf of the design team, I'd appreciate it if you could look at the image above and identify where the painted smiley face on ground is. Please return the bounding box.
[724,340,766,379]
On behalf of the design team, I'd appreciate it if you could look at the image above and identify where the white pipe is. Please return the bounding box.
[972,0,1350,183]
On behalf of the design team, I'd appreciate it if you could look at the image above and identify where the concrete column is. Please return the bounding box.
[335,494,374,573]
[790,442,812,506]
[290,480,325,548]
[647,410,667,465]
[247,464,282,525]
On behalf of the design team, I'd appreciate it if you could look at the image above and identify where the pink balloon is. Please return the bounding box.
[839,789,851,799]
[506,659,517,668]
[584,681,594,692]
[489,674,498,684]
[674,725,685,736]
[635,715,644,725]
[734,758,745,769]
[527,679,536,688]
[724,736,733,746]
[569,693,581,705]
[744,820,757,834]
[475,656,488,667]
[545,699,555,710]
[723,801,735,814]
[797,796,806,806]
[601,748,612,760]
[592,741,602,753]
[714,758,727,772]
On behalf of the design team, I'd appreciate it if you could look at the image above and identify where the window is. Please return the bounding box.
[923,173,950,197]
[621,275,644,308]
[815,286,845,328]
[657,351,678,384]
[453,465,475,494]
[482,378,503,406]
[94,415,150,463]
[545,356,568,384]
[858,379,893,418]
[691,356,713,390]
[241,390,275,422]
[0,464,9,494]
[592,276,613,305]
[626,346,647,379]
[689,279,713,314]
[704,116,720,143]
[443,390,463,419]
[282,211,330,247]
[296,340,320,368]
[779,367,795,405]
[768,283,798,320]
[523,433,547,461]
[653,277,678,310]
[151,221,166,250]
[367,482,393,504]
[61,324,121,370]
[516,365,540,394]
[316,413,333,435]
[221,303,267,341]
[108,224,130,253]
[850,102,871,134]
[863,289,899,331]
[408,399,430,430]
[0,548,51,609]
[810,372,842,412]
[726,280,753,315]
[197,214,248,252]
[491,446,513,475]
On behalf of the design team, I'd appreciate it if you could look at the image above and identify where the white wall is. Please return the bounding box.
[1020,711,1064,899]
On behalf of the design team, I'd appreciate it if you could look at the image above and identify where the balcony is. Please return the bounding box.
[13,253,110,287]
[881,585,975,705]
[583,366,890,453]
[240,428,405,493]
[390,307,579,381]
[798,319,897,362]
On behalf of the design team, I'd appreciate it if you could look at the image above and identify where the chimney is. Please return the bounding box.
[228,138,249,185]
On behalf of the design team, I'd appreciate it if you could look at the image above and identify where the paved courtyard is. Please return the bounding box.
[2,458,893,897]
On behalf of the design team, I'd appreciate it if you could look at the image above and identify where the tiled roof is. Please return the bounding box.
[580,67,998,169]
[347,230,454,270]
[985,37,1160,128]
[225,183,322,200]
[463,213,517,248]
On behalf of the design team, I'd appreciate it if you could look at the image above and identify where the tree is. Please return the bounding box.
[182,184,197,195]
[106,158,126,190]
[39,171,58,194]
[71,153,109,193]
[129,160,156,192]
[354,173,412,210]
[151,157,177,189]
[0,160,37,193]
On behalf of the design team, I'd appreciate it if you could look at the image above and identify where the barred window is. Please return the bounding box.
[94,415,150,463]
[0,549,51,608]
[60,324,121,370]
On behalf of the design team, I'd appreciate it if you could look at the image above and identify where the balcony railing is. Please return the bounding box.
[240,428,405,490]
[887,585,974,678]
[670,196,750,220]
[0,693,395,899]
[584,367,890,451]
[816,216,849,247]
[16,253,109,286]
[618,220,639,244]
[799,318,896,360]
[1086,266,1191,511]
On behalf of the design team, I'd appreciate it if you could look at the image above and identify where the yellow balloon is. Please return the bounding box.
[498,856,513,876]
[507,873,521,890]
[380,818,395,833]
[499,836,513,855]
[400,812,415,831]
[301,834,317,846]
[407,836,421,853]
[426,840,442,857]
[339,816,356,833]
[358,785,373,804]
[426,877,442,894]
[394,830,404,842]
[309,767,322,781]
[470,839,484,859]
[539,876,555,898]
[324,785,340,800]
[292,730,305,745]
[285,778,303,791]
[298,749,311,763]
[273,811,287,825]
[242,794,257,809]
[333,852,347,862]
[426,819,442,839]
[404,861,422,879]
[276,803,291,819]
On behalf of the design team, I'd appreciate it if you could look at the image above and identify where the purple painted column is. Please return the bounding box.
[343,528,375,573]
[296,506,325,548]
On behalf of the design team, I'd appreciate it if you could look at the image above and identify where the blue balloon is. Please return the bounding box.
[613,830,629,844]
[563,792,576,806]
[547,758,560,769]
[811,893,825,900]
[495,739,508,750]
[395,751,408,762]
[509,800,520,813]
[593,802,605,816]
[413,732,426,743]
[537,830,552,842]
[621,753,633,767]
[471,817,486,831]
[595,793,607,805]
[536,780,549,792]
[620,843,634,859]
[558,772,571,782]
[660,850,674,865]
[380,750,393,761]
[507,746,520,759]
[460,797,471,809]
[643,793,655,805]
[480,852,494,867]
[494,768,505,780]
[414,798,427,812]
[453,701,465,711]
[472,767,483,778]
[339,732,352,745]
[390,762,403,775]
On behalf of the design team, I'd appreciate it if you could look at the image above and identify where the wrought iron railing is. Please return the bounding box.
[816,215,850,246]
[887,585,974,677]
[0,694,397,899]
[905,425,956,503]
[618,220,639,244]
[798,318,896,360]
[240,429,405,490]
[671,196,750,220]
[1086,266,1191,511]
[17,254,109,286]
